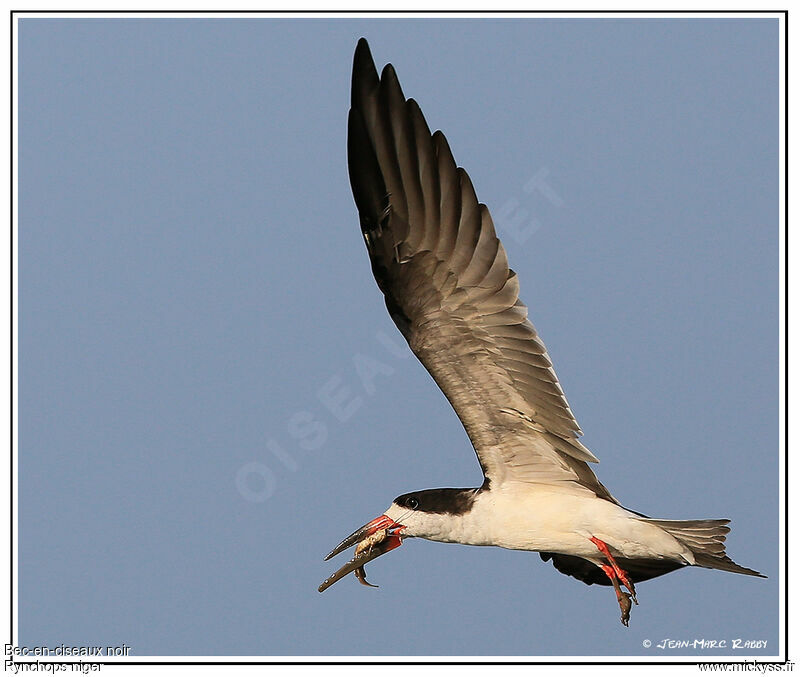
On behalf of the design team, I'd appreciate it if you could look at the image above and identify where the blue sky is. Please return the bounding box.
[18,17,779,657]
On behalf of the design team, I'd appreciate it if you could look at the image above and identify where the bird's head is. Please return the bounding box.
[318,488,479,592]
[383,488,479,539]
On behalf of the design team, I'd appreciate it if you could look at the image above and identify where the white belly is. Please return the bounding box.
[441,484,693,563]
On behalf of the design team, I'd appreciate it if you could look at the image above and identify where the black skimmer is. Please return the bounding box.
[319,38,765,626]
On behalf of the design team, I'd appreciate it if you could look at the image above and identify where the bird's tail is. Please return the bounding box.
[645,518,766,577]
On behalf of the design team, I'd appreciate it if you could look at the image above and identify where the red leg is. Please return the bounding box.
[595,556,634,626]
[599,563,616,580]
[590,536,638,603]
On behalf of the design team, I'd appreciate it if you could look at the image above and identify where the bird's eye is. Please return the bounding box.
[406,497,419,509]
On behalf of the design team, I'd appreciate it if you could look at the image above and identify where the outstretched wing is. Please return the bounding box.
[348,39,615,501]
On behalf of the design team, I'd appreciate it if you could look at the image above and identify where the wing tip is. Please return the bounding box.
[352,38,379,108]
[354,37,373,68]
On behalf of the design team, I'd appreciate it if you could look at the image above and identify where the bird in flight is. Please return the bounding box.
[319,38,764,626]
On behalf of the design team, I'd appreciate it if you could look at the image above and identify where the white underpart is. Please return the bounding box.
[384,484,696,565]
